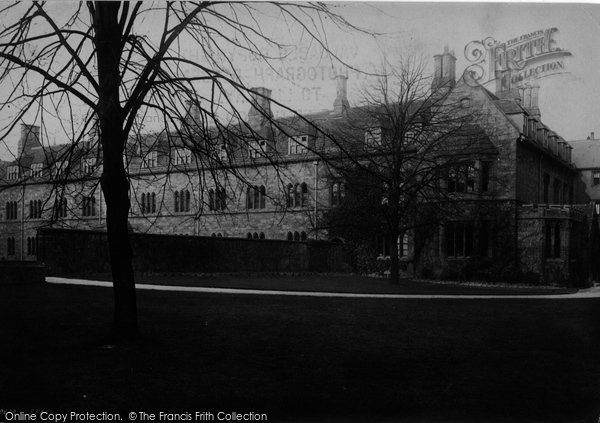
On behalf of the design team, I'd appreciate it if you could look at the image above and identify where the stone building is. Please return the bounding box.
[0,48,591,285]
[570,132,600,214]
[411,49,588,285]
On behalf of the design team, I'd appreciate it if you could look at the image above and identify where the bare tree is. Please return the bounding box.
[0,1,364,339]
[321,53,500,284]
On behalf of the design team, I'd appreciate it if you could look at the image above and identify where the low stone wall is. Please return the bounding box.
[0,261,46,285]
[37,228,352,276]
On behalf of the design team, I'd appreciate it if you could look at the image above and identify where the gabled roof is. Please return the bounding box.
[569,139,600,169]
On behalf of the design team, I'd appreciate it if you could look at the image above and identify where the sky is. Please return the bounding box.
[1,2,600,159]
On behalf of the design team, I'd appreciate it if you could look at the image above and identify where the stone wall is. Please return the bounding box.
[516,141,577,204]
[37,228,352,276]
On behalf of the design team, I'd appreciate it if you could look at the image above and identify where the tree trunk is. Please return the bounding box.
[389,230,400,284]
[389,188,401,285]
[94,2,138,340]
[100,131,138,340]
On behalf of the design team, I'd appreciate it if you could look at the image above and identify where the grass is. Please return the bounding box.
[1,281,600,422]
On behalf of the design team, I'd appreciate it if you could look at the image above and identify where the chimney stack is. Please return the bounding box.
[18,124,41,157]
[248,87,273,128]
[494,69,521,101]
[333,74,349,115]
[184,99,203,130]
[529,85,540,118]
[431,46,456,93]
[521,86,531,108]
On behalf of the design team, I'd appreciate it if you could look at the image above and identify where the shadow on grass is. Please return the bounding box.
[1,283,600,422]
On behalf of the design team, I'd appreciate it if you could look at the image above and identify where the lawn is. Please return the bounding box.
[59,272,577,295]
[1,282,599,422]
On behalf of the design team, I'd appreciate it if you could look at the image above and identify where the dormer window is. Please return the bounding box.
[30,163,43,178]
[53,160,70,178]
[527,118,536,139]
[142,151,157,168]
[403,129,418,147]
[173,148,191,165]
[364,127,382,147]
[218,144,229,162]
[82,158,96,174]
[288,135,309,155]
[7,166,19,180]
[249,140,267,159]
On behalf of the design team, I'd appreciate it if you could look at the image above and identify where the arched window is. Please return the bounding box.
[82,196,96,217]
[287,232,293,241]
[246,186,254,209]
[141,193,146,214]
[27,236,37,255]
[287,183,294,207]
[330,182,344,206]
[54,198,67,219]
[247,232,253,239]
[293,231,300,241]
[294,183,301,207]
[7,237,15,255]
[151,192,156,213]
[253,232,259,239]
[209,189,215,211]
[211,233,216,237]
[398,232,410,258]
[217,233,222,237]
[218,187,227,210]
[300,231,307,241]
[174,191,179,213]
[186,190,190,212]
[29,200,42,219]
[253,186,260,209]
[301,183,308,207]
[259,232,265,239]
[260,185,266,209]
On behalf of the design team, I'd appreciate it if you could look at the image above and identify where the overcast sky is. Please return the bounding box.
[1,2,599,159]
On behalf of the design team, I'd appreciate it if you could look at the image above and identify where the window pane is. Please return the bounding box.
[465,223,474,256]
[446,222,455,257]
[456,222,464,256]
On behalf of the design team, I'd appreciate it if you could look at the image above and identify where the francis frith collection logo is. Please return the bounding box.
[464,28,572,89]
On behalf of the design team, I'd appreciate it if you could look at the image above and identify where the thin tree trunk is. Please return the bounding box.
[94,2,138,339]
[389,230,400,284]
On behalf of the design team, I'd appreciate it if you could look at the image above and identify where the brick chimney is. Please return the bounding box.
[518,85,540,118]
[494,69,520,101]
[248,87,273,128]
[431,46,456,93]
[333,74,349,114]
[18,124,41,157]
[184,99,203,129]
